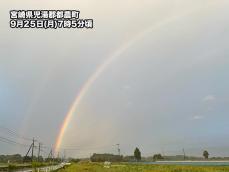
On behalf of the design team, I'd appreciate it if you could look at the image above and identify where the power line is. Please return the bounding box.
[0,126,51,159]
[0,125,32,141]
[0,136,30,148]
[0,126,118,157]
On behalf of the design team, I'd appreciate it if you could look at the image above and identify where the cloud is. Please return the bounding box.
[193,115,204,120]
[202,95,215,102]
[123,85,131,90]
[127,101,133,106]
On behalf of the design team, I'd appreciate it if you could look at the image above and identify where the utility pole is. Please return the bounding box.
[25,144,32,157]
[24,138,36,162]
[57,151,60,162]
[64,149,66,161]
[48,149,53,162]
[182,148,186,160]
[37,143,41,162]
[48,149,52,159]
[116,144,120,156]
[31,138,35,161]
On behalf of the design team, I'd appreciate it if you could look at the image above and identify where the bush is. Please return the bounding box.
[32,162,45,168]
[8,164,17,171]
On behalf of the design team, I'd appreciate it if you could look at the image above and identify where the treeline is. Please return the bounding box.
[90,153,229,162]
[144,155,229,161]
[90,153,123,162]
[0,154,62,163]
[90,154,162,162]
[0,154,23,163]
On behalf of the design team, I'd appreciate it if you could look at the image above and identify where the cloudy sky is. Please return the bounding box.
[1,0,229,158]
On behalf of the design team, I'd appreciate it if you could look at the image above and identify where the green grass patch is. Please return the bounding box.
[57,162,229,172]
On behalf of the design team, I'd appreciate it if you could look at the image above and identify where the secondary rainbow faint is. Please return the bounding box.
[54,11,197,153]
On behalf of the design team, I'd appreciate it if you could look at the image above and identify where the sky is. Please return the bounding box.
[0,0,229,158]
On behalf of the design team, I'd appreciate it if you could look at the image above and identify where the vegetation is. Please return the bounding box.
[123,156,135,162]
[7,164,18,171]
[134,147,141,161]
[203,150,209,159]
[69,158,81,163]
[31,161,56,168]
[0,154,23,163]
[0,163,31,171]
[90,153,123,162]
[58,162,229,172]
[0,156,60,172]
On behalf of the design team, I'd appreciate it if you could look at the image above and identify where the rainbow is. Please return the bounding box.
[54,10,199,153]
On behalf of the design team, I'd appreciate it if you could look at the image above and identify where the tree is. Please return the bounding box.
[203,150,209,159]
[134,147,141,161]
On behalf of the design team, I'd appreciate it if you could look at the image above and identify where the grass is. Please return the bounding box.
[0,163,7,167]
[0,163,31,171]
[0,162,58,171]
[58,162,229,172]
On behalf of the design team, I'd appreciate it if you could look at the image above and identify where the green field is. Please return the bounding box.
[58,162,229,172]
